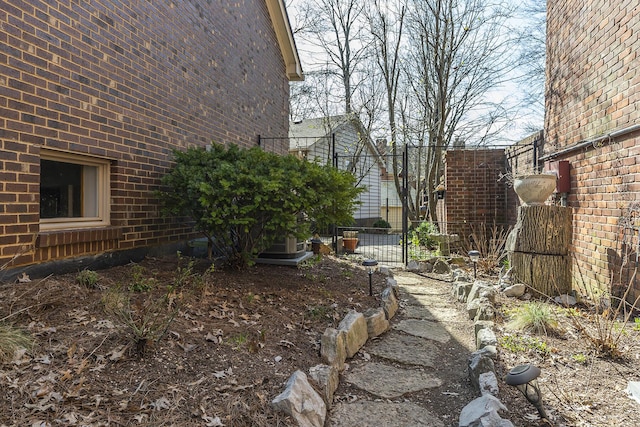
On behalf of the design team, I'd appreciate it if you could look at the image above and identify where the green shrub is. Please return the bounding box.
[372,219,391,229]
[157,144,363,268]
[409,221,439,249]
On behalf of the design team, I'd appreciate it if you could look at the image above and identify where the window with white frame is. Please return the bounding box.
[39,150,110,229]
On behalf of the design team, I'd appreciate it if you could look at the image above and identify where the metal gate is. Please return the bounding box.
[260,132,410,266]
[332,149,409,267]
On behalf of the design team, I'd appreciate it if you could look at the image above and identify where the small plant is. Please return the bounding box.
[506,302,561,335]
[229,333,248,349]
[171,252,211,297]
[499,334,550,357]
[300,254,323,268]
[463,222,511,275]
[341,269,353,279]
[245,292,260,304]
[634,317,640,331]
[0,324,32,363]
[305,305,332,321]
[128,264,155,292]
[102,286,177,356]
[571,353,588,364]
[76,269,100,288]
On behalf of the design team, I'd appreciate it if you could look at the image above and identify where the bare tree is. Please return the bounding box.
[295,0,370,116]
[366,0,407,218]
[401,0,519,224]
[289,0,524,226]
[514,0,546,133]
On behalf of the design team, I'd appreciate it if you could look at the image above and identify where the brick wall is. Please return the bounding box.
[0,0,291,270]
[546,0,638,150]
[440,149,517,241]
[545,0,640,298]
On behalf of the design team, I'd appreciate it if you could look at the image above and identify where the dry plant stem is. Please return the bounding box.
[6,274,53,316]
[0,305,37,323]
[85,333,111,361]
[464,222,510,274]
[566,253,640,357]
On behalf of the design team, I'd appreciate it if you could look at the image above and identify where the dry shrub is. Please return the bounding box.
[102,286,177,356]
[562,202,640,359]
[463,222,511,275]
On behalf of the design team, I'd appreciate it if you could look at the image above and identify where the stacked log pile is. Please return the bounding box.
[507,205,572,296]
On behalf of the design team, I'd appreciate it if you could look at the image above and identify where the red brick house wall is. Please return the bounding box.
[0,0,296,272]
[544,0,640,297]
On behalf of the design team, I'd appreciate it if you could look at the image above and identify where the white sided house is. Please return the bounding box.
[289,116,382,226]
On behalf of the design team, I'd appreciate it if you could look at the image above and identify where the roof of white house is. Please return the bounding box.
[288,115,353,149]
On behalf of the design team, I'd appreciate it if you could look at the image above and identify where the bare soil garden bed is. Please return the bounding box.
[1,254,639,426]
[0,255,379,426]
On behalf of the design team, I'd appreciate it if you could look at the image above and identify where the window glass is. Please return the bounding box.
[39,151,109,229]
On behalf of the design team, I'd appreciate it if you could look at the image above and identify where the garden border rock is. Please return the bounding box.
[271,263,518,426]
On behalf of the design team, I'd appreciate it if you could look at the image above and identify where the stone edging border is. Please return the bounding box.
[270,265,399,426]
[270,266,517,426]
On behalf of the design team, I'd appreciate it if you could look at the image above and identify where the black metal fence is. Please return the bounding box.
[260,131,538,266]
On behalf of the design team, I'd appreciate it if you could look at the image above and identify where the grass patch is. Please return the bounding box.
[506,301,561,335]
[0,324,32,363]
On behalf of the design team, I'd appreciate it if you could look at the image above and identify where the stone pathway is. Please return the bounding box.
[328,271,476,426]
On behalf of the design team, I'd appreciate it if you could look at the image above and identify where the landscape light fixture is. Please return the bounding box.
[310,237,322,255]
[468,250,480,279]
[362,259,378,296]
[505,363,548,421]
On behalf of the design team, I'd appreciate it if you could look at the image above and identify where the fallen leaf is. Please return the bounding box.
[150,396,171,411]
[108,345,127,361]
[12,348,30,365]
[213,370,227,379]
[178,342,198,352]
[24,401,55,412]
[35,355,51,365]
[203,415,225,426]
[94,319,115,329]
[60,413,79,425]
[133,414,148,423]
[188,377,207,386]
[205,330,223,342]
